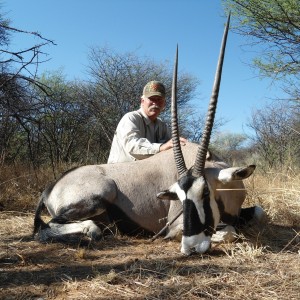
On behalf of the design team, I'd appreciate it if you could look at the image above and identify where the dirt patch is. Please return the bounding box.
[0,212,299,299]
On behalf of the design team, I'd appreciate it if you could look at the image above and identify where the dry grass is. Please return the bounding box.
[246,170,300,227]
[0,166,299,299]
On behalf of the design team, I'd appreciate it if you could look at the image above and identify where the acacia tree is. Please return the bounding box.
[223,0,300,102]
[0,9,55,167]
[247,102,300,170]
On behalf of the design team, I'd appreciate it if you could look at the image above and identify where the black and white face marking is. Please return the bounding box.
[170,174,220,255]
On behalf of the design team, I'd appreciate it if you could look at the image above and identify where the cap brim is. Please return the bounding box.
[145,92,165,98]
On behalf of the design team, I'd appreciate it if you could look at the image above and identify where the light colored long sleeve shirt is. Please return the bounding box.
[107,108,171,163]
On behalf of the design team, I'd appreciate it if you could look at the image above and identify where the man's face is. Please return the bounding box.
[141,96,166,121]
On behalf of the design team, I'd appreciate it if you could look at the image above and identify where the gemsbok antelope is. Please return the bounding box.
[33,14,265,254]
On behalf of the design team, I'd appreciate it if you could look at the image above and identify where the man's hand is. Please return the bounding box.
[159,137,188,152]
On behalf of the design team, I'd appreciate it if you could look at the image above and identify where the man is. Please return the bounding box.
[107,80,187,163]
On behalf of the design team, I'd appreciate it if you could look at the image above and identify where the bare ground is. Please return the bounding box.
[0,211,299,300]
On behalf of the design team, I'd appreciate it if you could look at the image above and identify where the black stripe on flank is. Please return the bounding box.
[105,202,154,236]
[216,198,239,226]
[215,202,256,227]
[51,195,107,224]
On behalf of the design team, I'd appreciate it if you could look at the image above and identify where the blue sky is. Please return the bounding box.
[4,0,283,135]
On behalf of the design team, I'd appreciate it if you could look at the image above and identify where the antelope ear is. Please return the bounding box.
[218,165,256,183]
[157,190,180,201]
[234,165,256,179]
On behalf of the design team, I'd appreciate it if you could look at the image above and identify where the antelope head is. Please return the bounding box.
[157,15,231,255]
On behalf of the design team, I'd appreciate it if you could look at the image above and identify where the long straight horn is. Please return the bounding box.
[171,45,187,177]
[192,13,231,177]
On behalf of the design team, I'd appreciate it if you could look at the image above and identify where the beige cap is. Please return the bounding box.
[143,81,166,98]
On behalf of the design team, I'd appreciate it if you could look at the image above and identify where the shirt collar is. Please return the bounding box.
[138,108,154,125]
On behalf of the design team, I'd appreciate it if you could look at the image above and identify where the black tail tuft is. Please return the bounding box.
[33,194,47,235]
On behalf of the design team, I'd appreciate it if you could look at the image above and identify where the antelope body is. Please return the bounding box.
[34,144,258,245]
[33,15,264,254]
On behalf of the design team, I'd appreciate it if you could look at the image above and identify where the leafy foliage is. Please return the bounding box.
[223,0,300,81]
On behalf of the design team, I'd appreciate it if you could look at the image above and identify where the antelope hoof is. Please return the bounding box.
[81,220,102,240]
[211,225,237,243]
